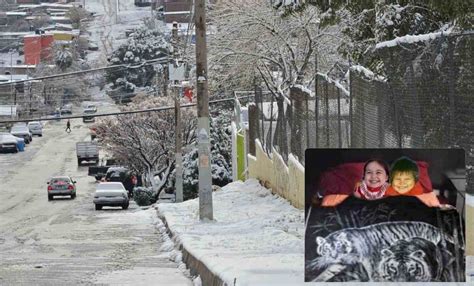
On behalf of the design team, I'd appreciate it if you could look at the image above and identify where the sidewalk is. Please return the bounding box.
[155,179,304,285]
[155,179,473,285]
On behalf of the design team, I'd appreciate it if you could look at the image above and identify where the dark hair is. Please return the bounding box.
[389,156,419,183]
[362,159,389,179]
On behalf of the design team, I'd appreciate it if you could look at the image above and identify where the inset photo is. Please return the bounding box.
[305,149,466,282]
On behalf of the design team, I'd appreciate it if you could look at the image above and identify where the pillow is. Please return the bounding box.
[319,161,432,196]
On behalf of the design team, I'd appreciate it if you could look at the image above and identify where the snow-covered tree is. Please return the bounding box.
[105,24,171,93]
[272,0,472,73]
[179,110,233,200]
[54,46,73,71]
[209,0,343,98]
[95,95,196,200]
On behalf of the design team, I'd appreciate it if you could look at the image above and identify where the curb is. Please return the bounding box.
[158,212,226,286]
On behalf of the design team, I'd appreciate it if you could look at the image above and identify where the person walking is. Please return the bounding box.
[65,119,71,133]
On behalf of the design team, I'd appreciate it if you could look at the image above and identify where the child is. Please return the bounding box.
[385,156,441,207]
[353,159,390,200]
[321,159,390,206]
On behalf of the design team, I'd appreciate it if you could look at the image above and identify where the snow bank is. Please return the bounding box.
[156,179,304,285]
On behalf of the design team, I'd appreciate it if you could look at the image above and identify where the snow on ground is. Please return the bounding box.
[156,179,305,285]
[157,179,474,285]
[467,193,474,207]
[85,0,152,65]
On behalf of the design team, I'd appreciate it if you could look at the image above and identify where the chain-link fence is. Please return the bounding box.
[241,33,472,191]
[351,33,473,193]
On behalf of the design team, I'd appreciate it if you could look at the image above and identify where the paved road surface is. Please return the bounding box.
[0,104,191,285]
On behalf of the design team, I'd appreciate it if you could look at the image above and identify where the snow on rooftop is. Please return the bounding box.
[375,30,452,50]
[5,12,28,16]
[156,179,304,285]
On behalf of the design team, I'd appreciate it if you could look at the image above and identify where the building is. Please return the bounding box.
[23,33,54,65]
[155,0,192,24]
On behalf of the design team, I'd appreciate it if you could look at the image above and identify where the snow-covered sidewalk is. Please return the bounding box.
[156,180,474,285]
[155,179,305,285]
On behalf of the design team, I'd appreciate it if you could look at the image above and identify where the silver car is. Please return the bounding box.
[0,133,19,153]
[93,182,129,210]
[47,176,77,200]
[27,121,43,137]
[10,125,32,144]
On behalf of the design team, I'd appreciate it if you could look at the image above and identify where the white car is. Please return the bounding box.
[0,133,20,153]
[93,182,129,210]
[27,121,43,137]
[10,125,32,144]
[83,104,97,113]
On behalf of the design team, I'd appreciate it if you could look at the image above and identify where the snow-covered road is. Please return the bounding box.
[0,103,191,285]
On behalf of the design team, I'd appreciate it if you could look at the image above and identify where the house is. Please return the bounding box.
[0,105,18,120]
[0,74,30,105]
[0,32,33,51]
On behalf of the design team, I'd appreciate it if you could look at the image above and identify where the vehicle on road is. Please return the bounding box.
[47,176,77,200]
[82,104,97,123]
[60,104,73,115]
[0,133,20,153]
[10,125,32,144]
[93,182,129,210]
[76,141,99,165]
[83,103,97,113]
[104,166,136,198]
[27,121,43,136]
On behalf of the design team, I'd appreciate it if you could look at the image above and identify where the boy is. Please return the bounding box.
[385,156,442,207]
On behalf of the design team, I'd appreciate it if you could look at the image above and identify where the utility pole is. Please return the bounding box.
[10,49,14,105]
[195,0,213,220]
[172,22,183,203]
[115,0,119,24]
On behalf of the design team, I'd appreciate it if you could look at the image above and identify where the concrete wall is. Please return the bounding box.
[248,140,304,209]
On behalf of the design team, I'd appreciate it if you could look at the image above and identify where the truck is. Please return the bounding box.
[88,158,118,181]
[76,142,99,166]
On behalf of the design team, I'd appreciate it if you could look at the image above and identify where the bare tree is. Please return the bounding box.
[96,95,196,199]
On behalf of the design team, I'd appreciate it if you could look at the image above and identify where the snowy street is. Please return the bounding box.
[0,102,191,285]
[0,0,471,284]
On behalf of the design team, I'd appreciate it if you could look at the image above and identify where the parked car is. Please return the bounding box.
[1,132,25,151]
[0,133,20,153]
[10,125,32,144]
[47,176,77,200]
[27,121,43,137]
[104,166,136,197]
[93,182,129,210]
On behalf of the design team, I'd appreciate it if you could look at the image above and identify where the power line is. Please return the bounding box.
[0,56,169,87]
[0,95,251,124]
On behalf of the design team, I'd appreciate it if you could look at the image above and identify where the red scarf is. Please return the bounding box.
[354,182,389,200]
